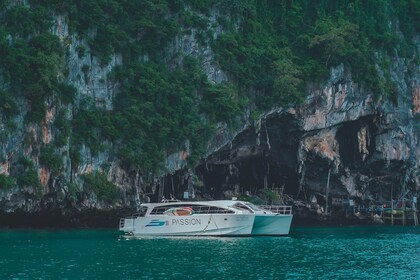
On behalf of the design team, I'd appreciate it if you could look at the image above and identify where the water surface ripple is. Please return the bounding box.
[0,226,419,279]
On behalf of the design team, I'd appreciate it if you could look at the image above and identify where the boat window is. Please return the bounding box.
[133,207,148,218]
[150,206,172,215]
[149,204,234,215]
[233,203,253,213]
[193,206,234,214]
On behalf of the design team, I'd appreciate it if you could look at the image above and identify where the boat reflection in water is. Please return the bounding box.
[119,200,292,236]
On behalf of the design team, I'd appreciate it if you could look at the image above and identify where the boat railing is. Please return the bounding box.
[258,205,292,215]
[126,205,292,217]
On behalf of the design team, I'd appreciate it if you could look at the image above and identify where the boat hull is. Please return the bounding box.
[120,214,255,236]
[251,214,293,235]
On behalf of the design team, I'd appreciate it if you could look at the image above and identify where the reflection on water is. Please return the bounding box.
[0,226,419,279]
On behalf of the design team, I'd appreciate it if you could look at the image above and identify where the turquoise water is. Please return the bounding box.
[0,227,419,279]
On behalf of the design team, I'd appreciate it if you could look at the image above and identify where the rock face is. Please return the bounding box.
[0,7,229,223]
[194,62,420,219]
[0,7,419,227]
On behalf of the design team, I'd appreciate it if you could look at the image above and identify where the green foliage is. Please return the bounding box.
[188,0,217,13]
[17,161,40,188]
[34,0,181,64]
[39,145,63,176]
[54,110,70,147]
[212,20,304,109]
[17,170,39,188]
[271,49,304,106]
[260,188,280,203]
[0,3,81,124]
[396,0,420,38]
[68,57,222,174]
[0,89,18,118]
[212,0,417,107]
[0,174,15,190]
[67,182,79,202]
[4,5,52,37]
[82,171,117,204]
[0,20,64,122]
[109,58,215,172]
[71,101,105,157]
[308,17,360,67]
[179,11,208,29]
[0,0,9,10]
[20,170,39,187]
[56,83,76,104]
[200,83,241,124]
[18,157,34,169]
[0,0,418,182]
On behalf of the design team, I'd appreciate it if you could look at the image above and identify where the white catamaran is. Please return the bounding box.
[119,200,293,236]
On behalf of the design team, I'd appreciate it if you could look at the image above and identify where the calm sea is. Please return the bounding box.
[0,226,419,279]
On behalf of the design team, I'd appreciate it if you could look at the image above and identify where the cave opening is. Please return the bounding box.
[195,156,300,199]
[197,164,229,199]
[194,113,302,200]
[300,152,338,197]
[194,156,269,199]
[336,115,378,168]
[266,163,299,196]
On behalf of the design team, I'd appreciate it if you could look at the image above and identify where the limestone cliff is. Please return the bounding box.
[0,1,419,226]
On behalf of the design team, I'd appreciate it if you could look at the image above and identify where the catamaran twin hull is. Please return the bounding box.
[121,214,256,236]
[119,200,293,236]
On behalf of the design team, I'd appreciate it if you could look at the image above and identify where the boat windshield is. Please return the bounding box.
[244,202,262,211]
[233,203,253,213]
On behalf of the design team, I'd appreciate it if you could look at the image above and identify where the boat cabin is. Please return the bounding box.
[132,201,268,218]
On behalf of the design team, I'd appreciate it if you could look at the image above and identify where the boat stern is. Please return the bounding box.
[119,218,135,234]
[251,214,293,235]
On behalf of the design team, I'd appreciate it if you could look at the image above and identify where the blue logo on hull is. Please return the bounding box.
[146,220,165,227]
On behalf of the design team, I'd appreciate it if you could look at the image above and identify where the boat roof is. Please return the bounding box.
[140,200,250,208]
